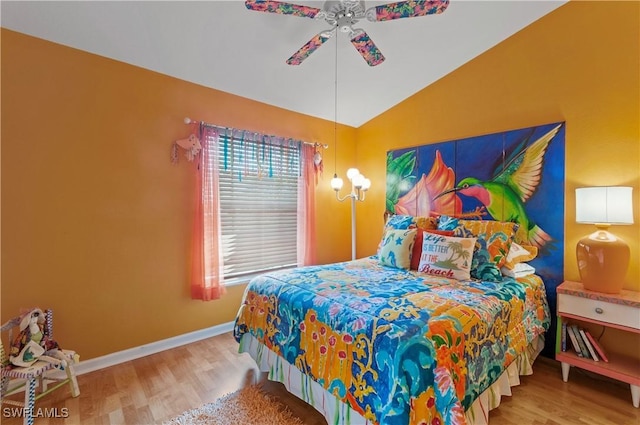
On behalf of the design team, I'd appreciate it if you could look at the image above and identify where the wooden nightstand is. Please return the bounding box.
[556,281,640,407]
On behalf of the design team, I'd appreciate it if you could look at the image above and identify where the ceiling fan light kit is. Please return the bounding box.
[245,0,450,66]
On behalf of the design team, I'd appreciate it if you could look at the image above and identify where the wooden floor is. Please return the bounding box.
[2,332,639,425]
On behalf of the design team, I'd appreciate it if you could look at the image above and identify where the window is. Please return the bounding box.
[216,134,300,281]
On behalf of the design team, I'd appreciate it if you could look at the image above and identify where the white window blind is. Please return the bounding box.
[216,134,300,280]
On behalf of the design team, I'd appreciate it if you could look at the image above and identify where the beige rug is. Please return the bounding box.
[164,385,305,425]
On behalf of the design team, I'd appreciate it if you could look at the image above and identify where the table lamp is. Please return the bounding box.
[575,186,634,293]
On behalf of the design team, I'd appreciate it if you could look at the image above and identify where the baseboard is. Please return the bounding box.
[72,321,235,376]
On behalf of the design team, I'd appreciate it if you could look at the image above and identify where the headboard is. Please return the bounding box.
[385,122,565,356]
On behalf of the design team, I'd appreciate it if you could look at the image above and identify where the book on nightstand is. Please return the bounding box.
[579,328,599,361]
[569,324,591,359]
[584,330,609,362]
[566,325,583,357]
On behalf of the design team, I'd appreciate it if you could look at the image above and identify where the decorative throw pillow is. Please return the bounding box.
[379,228,417,270]
[414,216,439,231]
[503,242,538,270]
[470,237,504,282]
[437,215,518,269]
[410,228,454,270]
[436,215,462,232]
[385,214,416,230]
[418,233,476,280]
[377,214,417,257]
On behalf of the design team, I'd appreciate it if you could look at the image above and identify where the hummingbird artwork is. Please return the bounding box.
[434,123,563,248]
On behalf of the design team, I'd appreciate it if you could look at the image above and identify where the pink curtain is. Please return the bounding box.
[191,126,225,301]
[297,144,317,266]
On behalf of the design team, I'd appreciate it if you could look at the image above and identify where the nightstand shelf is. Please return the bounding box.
[556,281,640,408]
[557,350,639,384]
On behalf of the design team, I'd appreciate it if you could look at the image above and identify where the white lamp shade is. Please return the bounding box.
[352,173,365,188]
[331,175,344,191]
[576,186,634,225]
[361,178,371,191]
[346,168,360,180]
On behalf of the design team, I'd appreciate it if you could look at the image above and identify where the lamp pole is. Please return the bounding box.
[350,194,356,260]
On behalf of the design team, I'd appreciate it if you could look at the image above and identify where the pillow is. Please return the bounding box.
[377,214,417,257]
[437,215,519,269]
[384,214,416,230]
[414,216,439,231]
[470,237,504,282]
[436,215,463,232]
[379,228,417,270]
[418,233,476,280]
[501,262,536,278]
[503,242,538,269]
[410,228,454,270]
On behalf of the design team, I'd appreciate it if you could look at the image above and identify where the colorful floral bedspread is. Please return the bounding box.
[234,257,550,425]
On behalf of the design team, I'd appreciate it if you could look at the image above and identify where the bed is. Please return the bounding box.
[233,249,550,425]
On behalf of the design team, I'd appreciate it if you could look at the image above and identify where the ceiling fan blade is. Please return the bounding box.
[350,30,385,67]
[245,0,323,19]
[366,0,449,22]
[286,31,334,65]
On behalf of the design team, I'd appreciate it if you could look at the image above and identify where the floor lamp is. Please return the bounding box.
[331,168,371,260]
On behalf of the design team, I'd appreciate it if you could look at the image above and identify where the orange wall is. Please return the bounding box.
[2,1,639,361]
[1,29,356,359]
[356,1,640,292]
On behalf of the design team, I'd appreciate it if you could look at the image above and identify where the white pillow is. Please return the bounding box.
[501,262,536,278]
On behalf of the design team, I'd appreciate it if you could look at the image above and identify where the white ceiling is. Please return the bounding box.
[1,0,566,127]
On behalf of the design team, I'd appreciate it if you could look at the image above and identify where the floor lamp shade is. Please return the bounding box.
[575,186,634,293]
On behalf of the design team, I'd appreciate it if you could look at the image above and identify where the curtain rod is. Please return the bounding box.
[183,117,328,149]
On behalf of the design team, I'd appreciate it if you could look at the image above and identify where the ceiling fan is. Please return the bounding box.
[245,0,450,67]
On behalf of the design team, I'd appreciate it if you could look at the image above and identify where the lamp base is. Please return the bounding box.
[576,229,630,294]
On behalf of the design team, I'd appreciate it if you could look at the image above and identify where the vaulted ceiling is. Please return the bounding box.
[1,1,566,127]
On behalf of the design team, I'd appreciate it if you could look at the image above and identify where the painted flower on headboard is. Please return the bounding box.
[392,150,460,217]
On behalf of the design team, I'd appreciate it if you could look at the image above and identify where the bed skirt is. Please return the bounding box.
[239,333,545,425]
